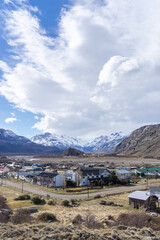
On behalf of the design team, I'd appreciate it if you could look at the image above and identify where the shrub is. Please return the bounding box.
[61,200,70,207]
[48,200,56,206]
[0,194,8,209]
[94,195,102,199]
[11,209,32,224]
[84,213,103,229]
[31,196,46,205]
[14,195,31,201]
[117,212,153,229]
[37,212,58,222]
[0,211,10,223]
[66,179,77,187]
[100,200,107,205]
[108,171,118,185]
[70,199,80,207]
[108,215,114,220]
[72,214,84,225]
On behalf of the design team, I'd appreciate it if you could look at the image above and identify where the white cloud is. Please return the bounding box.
[0,0,160,138]
[5,117,17,123]
[11,112,15,116]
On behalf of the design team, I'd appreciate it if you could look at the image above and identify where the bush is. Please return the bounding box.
[37,212,58,222]
[66,179,77,187]
[70,199,80,207]
[117,212,154,229]
[11,209,32,224]
[72,214,84,225]
[0,211,10,223]
[48,200,56,206]
[108,215,114,220]
[61,200,70,207]
[100,200,107,205]
[84,213,103,229]
[31,196,46,205]
[0,194,9,209]
[14,195,31,201]
[94,195,102,199]
[108,171,118,185]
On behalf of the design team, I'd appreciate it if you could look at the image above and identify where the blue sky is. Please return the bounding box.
[0,0,160,139]
[0,0,70,137]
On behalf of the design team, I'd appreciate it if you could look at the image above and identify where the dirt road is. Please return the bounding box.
[3,180,160,200]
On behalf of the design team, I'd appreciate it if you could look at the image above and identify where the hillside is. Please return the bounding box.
[62,147,84,156]
[0,129,62,154]
[115,124,160,158]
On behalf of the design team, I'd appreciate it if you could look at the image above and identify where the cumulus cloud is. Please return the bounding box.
[0,0,160,138]
[5,117,17,123]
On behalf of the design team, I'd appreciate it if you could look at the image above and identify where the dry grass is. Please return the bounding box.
[0,184,142,230]
[0,185,33,209]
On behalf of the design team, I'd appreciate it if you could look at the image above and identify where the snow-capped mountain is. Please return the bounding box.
[86,133,126,153]
[0,128,30,144]
[30,132,86,151]
[0,129,62,154]
[31,132,126,153]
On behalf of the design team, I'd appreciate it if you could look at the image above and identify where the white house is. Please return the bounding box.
[116,169,131,182]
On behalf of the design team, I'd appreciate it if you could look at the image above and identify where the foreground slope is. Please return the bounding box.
[115,124,160,158]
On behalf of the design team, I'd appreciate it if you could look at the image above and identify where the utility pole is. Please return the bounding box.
[87,177,89,199]
[146,170,149,189]
[1,172,3,185]
[22,180,23,193]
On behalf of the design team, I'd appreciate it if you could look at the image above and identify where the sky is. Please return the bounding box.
[0,0,160,140]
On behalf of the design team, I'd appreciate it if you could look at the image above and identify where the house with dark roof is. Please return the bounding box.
[35,171,64,187]
[76,167,110,186]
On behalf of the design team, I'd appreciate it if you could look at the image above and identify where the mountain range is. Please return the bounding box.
[30,132,125,153]
[1,124,160,157]
[0,128,125,154]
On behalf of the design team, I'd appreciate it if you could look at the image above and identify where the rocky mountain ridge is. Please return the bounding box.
[115,124,160,158]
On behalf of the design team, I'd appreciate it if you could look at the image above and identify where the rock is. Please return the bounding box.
[111,234,122,240]
[140,229,155,237]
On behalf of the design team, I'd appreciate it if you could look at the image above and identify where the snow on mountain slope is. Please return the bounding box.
[87,133,126,153]
[30,132,87,150]
[31,132,126,153]
[0,128,30,143]
[0,129,62,154]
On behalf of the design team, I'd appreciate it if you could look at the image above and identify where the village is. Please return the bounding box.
[1,155,160,239]
[0,155,141,188]
[1,155,160,213]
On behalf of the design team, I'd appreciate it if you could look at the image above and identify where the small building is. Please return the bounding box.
[128,187,160,211]
[116,169,131,182]
[0,166,10,176]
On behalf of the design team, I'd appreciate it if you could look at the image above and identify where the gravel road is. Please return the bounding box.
[4,180,160,200]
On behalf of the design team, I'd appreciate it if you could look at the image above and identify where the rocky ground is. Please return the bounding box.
[0,222,160,240]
